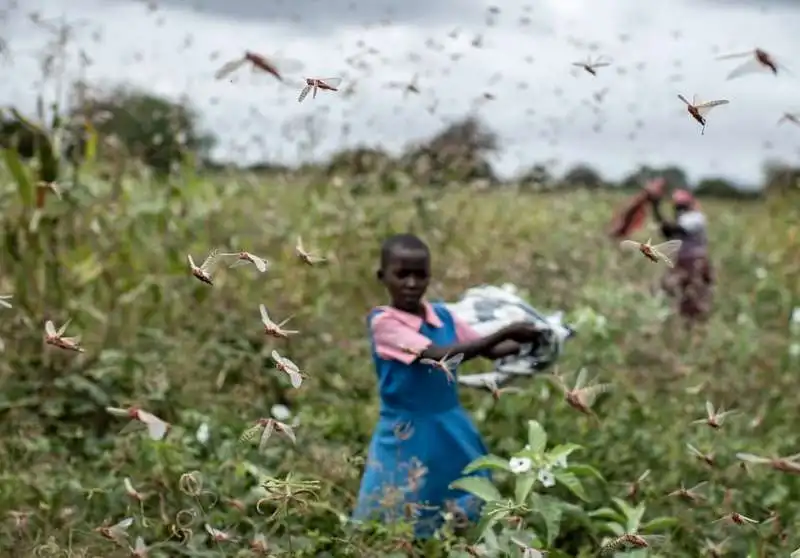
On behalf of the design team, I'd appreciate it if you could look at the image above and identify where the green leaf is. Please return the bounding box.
[588,507,623,522]
[475,503,509,541]
[640,516,679,533]
[611,498,646,533]
[600,521,626,537]
[449,476,503,503]
[463,454,511,474]
[482,527,500,551]
[514,474,536,506]
[564,463,605,482]
[546,443,582,463]
[3,148,34,208]
[527,420,547,454]
[503,532,543,557]
[531,493,563,547]
[83,123,98,163]
[611,497,636,520]
[553,470,588,502]
[61,375,110,406]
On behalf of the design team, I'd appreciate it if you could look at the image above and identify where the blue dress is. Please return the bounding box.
[352,303,491,538]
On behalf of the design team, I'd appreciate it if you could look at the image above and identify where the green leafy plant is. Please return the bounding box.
[588,498,678,557]
[451,420,606,555]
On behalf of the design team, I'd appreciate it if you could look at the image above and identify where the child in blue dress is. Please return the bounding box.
[353,233,546,538]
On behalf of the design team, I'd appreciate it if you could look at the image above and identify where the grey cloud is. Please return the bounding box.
[108,0,487,28]
[3,0,799,186]
[701,0,800,5]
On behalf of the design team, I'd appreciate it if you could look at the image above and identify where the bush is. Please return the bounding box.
[401,116,499,186]
[69,85,216,175]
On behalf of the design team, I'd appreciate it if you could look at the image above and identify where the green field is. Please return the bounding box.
[0,163,798,557]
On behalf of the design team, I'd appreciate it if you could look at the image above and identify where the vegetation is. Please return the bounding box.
[0,32,798,555]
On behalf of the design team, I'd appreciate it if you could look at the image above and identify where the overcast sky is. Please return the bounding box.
[1,0,799,186]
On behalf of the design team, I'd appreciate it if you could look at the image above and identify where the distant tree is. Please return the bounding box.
[517,163,555,190]
[619,165,688,191]
[658,165,689,190]
[762,160,800,198]
[402,116,498,185]
[70,85,216,175]
[326,146,394,177]
[619,167,648,191]
[562,163,604,189]
[695,177,742,198]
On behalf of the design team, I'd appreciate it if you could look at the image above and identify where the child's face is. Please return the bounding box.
[380,247,430,312]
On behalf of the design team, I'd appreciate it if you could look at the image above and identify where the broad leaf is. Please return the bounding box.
[527,420,547,454]
[463,454,511,474]
[612,498,646,533]
[564,463,605,482]
[553,470,588,502]
[547,443,582,464]
[600,521,626,537]
[514,474,536,506]
[3,148,34,209]
[449,476,503,503]
[588,507,623,522]
[640,516,679,533]
[531,493,563,547]
[83,123,98,163]
[475,504,509,541]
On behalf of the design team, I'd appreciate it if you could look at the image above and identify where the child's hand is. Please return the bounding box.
[505,322,545,343]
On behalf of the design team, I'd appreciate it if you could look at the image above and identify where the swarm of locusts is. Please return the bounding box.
[23,185,799,555]
[6,24,797,556]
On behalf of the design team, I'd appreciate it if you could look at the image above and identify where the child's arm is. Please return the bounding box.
[372,313,520,365]
[449,316,541,361]
[371,313,535,365]
[419,327,525,363]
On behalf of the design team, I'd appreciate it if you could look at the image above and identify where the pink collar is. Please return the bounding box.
[374,300,443,329]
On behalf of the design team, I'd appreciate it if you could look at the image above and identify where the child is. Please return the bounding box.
[352,233,546,538]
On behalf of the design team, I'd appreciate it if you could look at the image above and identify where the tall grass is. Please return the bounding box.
[0,147,798,556]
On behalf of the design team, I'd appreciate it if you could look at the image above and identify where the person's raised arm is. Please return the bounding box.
[650,198,685,239]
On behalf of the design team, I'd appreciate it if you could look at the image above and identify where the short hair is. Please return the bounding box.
[379,233,429,270]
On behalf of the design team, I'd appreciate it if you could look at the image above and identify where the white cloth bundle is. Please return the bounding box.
[445,284,575,390]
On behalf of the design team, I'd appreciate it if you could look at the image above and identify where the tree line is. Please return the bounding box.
[1,85,796,199]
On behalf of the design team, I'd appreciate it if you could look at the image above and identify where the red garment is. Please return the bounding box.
[609,178,666,239]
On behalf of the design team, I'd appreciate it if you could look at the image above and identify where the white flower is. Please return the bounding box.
[195,422,209,444]
[537,467,555,488]
[509,457,532,474]
[755,267,767,280]
[553,454,568,469]
[270,404,291,421]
